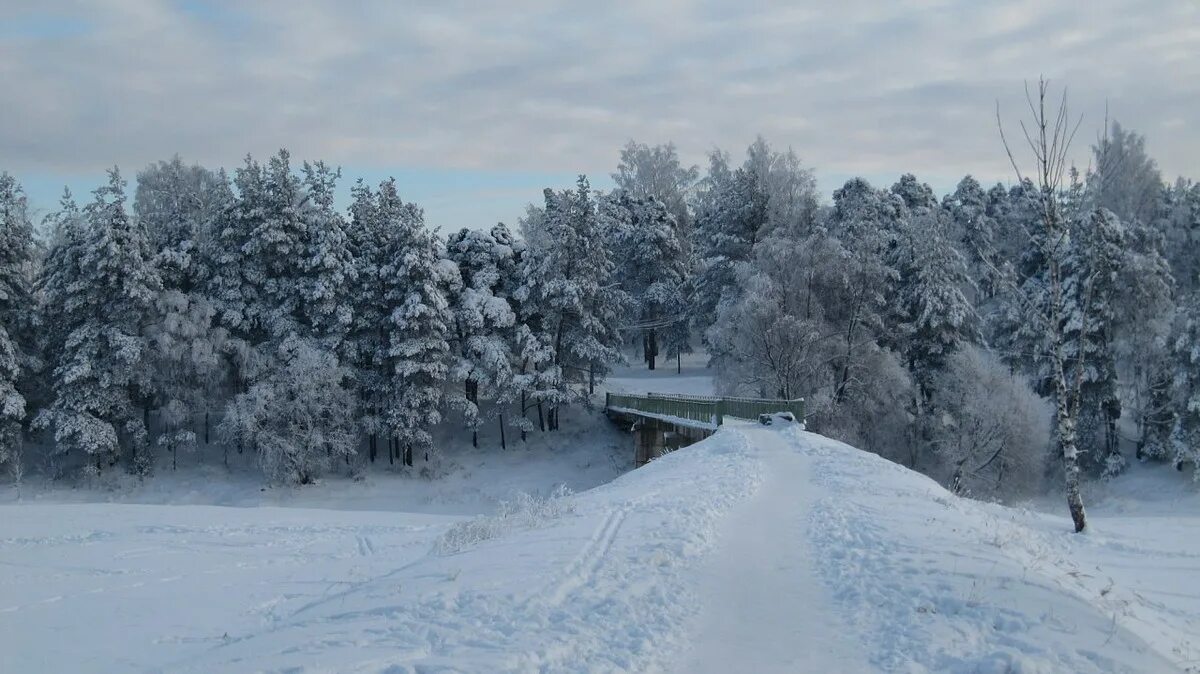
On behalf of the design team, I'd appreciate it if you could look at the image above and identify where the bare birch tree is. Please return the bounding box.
[996,78,1090,532]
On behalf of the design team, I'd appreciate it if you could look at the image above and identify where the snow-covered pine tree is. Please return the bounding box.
[1169,298,1200,479]
[233,153,354,344]
[517,177,627,429]
[36,190,85,390]
[507,232,557,438]
[1153,178,1200,296]
[207,156,264,345]
[824,178,902,404]
[380,180,452,465]
[600,190,689,370]
[943,175,999,301]
[343,179,391,462]
[691,151,767,335]
[0,174,37,470]
[36,169,163,475]
[211,153,356,476]
[445,224,520,447]
[889,195,978,398]
[1113,222,1175,460]
[1062,208,1127,476]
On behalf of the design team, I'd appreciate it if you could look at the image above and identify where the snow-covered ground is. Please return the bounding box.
[3,363,1198,672]
[602,349,715,397]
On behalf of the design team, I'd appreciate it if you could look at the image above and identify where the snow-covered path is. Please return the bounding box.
[2,422,1197,672]
[676,427,866,672]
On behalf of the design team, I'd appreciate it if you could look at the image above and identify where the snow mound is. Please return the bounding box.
[798,427,1190,673]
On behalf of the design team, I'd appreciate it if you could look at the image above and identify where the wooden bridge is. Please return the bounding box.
[604,392,805,466]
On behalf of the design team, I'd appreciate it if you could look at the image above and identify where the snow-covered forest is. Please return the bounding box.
[1,85,1199,528]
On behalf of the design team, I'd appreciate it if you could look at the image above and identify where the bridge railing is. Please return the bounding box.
[605,392,720,427]
[606,392,804,427]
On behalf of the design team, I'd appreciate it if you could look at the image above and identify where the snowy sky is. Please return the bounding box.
[3,0,1198,230]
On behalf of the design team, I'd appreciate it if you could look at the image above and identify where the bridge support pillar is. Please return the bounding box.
[634,421,666,467]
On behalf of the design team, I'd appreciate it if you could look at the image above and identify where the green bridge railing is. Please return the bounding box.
[605,391,804,427]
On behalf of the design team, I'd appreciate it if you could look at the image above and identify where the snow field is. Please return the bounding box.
[0,426,760,673]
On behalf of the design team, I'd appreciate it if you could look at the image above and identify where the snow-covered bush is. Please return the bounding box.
[434,485,575,555]
[220,337,356,484]
[927,346,1051,499]
[815,346,917,466]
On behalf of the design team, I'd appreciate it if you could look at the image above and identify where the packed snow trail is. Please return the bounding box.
[676,425,867,672]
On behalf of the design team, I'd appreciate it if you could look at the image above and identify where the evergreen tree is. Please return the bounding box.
[342,180,393,461]
[824,178,901,403]
[381,181,452,465]
[36,169,162,474]
[508,235,558,438]
[891,204,978,397]
[600,190,689,370]
[691,151,768,334]
[517,177,627,429]
[1153,178,1200,295]
[0,174,37,468]
[445,224,520,447]
[1169,299,1200,479]
[943,175,999,300]
[1062,208,1127,476]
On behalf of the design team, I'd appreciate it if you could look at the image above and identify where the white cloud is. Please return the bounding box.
[2,0,1198,207]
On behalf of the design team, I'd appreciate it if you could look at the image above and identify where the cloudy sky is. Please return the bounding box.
[2,0,1198,229]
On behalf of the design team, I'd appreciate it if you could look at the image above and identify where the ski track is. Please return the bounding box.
[538,502,633,608]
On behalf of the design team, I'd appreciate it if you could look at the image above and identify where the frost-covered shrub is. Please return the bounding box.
[816,346,917,465]
[434,485,575,555]
[220,337,356,484]
[927,346,1051,499]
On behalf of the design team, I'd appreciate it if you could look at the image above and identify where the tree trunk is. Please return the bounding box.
[537,402,545,432]
[204,411,210,445]
[1058,401,1088,533]
[677,351,681,374]
[1053,354,1088,533]
[499,413,507,450]
[520,391,528,442]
